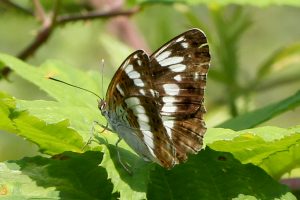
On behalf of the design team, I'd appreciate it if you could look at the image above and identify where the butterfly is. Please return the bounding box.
[98,28,210,169]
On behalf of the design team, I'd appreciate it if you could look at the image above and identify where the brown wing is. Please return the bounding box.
[150,29,210,163]
[105,50,176,168]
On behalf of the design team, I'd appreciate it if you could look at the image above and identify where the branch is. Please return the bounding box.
[33,0,47,22]
[57,7,140,25]
[18,0,62,60]
[1,5,140,78]
[17,25,53,60]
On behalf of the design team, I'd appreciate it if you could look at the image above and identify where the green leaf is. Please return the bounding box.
[0,91,84,155]
[0,53,105,141]
[218,90,300,130]
[16,99,101,142]
[0,151,115,199]
[206,126,300,179]
[147,148,295,200]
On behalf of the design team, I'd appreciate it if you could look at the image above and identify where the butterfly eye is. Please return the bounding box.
[98,99,107,112]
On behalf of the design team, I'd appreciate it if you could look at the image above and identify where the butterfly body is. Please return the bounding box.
[101,103,158,163]
[99,29,210,169]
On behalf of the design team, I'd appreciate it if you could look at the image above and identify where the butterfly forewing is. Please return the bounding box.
[103,29,210,168]
[149,29,210,163]
[151,29,209,116]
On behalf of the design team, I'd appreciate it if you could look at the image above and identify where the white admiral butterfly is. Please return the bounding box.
[98,28,210,169]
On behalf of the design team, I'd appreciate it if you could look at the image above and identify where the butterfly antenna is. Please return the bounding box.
[101,59,105,98]
[48,77,102,100]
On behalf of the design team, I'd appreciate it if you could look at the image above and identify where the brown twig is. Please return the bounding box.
[33,0,48,22]
[57,7,140,25]
[1,5,140,78]
[17,24,53,60]
[20,0,62,61]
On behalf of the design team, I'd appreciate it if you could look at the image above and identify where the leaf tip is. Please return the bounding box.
[45,72,56,79]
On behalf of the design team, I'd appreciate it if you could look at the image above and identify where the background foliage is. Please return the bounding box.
[0,0,300,199]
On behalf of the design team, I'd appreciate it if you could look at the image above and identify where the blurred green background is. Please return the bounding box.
[0,0,299,176]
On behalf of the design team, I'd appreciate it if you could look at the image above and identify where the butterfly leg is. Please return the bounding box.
[81,121,109,151]
[116,138,132,175]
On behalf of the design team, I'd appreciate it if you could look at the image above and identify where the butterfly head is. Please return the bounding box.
[98,98,108,116]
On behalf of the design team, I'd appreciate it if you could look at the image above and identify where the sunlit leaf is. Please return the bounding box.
[0,91,83,155]
[206,126,300,179]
